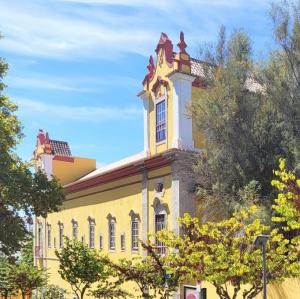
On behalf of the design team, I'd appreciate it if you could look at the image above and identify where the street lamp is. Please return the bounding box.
[253,235,269,299]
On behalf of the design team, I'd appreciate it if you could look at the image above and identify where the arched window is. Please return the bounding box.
[129,210,140,252]
[71,219,78,240]
[47,224,51,248]
[99,234,103,250]
[88,217,95,249]
[152,198,169,254]
[58,221,64,248]
[107,214,116,251]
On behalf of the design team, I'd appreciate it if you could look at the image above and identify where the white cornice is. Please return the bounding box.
[168,72,195,82]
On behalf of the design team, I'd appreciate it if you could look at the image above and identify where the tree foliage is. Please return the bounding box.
[156,206,297,299]
[55,238,123,299]
[9,262,47,299]
[115,243,178,299]
[0,256,15,299]
[192,0,300,220]
[0,35,64,255]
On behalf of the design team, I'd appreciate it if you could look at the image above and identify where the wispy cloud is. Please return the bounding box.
[0,0,270,60]
[6,73,139,92]
[16,97,142,122]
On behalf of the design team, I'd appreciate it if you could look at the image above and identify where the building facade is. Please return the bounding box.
[33,32,299,299]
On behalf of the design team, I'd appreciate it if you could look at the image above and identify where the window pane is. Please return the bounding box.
[99,235,103,250]
[156,100,166,142]
[155,215,166,254]
[47,225,51,248]
[109,222,115,250]
[121,234,125,251]
[131,220,139,251]
[89,224,95,248]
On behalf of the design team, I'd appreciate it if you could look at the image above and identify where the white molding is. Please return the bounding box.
[41,154,53,180]
[141,171,148,257]
[169,72,194,150]
[139,91,150,154]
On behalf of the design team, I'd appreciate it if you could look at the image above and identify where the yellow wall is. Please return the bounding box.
[147,49,175,156]
[37,165,174,298]
[52,157,96,186]
[192,86,205,149]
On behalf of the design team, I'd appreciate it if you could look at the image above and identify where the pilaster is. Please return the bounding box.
[168,72,195,150]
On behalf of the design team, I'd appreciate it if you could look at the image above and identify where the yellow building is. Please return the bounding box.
[33,32,300,299]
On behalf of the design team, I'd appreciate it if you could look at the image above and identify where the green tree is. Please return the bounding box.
[192,25,294,220]
[0,256,16,299]
[271,158,300,275]
[115,244,178,299]
[10,262,47,299]
[0,34,64,255]
[264,0,300,172]
[55,238,117,299]
[157,206,296,299]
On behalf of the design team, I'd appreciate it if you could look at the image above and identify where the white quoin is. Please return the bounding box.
[139,91,150,154]
[169,72,195,150]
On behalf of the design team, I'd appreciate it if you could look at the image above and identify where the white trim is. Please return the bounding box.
[171,178,180,235]
[139,91,150,155]
[41,154,53,180]
[169,72,195,150]
[141,171,148,257]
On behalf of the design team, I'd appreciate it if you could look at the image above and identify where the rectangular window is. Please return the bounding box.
[156,100,166,142]
[109,221,115,250]
[99,235,103,250]
[155,214,167,254]
[59,224,63,248]
[47,224,51,248]
[89,223,95,248]
[72,222,78,240]
[120,234,125,251]
[131,220,139,251]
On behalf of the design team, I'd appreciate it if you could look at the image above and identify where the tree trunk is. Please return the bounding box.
[21,291,26,299]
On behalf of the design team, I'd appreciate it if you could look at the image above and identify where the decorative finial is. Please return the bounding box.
[177,31,187,54]
[147,55,155,75]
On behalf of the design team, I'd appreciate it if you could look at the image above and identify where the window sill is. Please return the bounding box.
[155,140,166,146]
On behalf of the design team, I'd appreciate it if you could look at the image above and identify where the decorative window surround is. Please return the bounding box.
[107,214,116,251]
[99,234,103,250]
[88,217,95,249]
[58,221,64,248]
[71,219,78,240]
[129,210,140,252]
[47,224,51,248]
[120,233,125,252]
[152,198,169,255]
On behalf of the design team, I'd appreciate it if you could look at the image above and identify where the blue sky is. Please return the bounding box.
[0,0,274,167]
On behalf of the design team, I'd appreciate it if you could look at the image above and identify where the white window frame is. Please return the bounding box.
[58,222,64,249]
[72,219,78,240]
[155,213,167,255]
[109,220,116,251]
[88,218,95,249]
[120,233,125,252]
[99,234,103,250]
[131,219,139,252]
